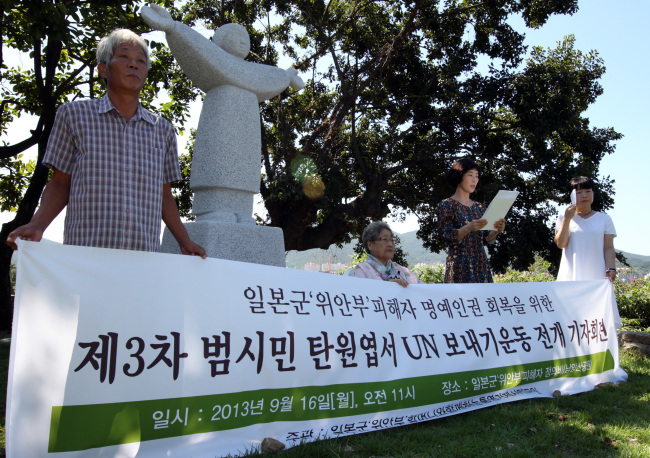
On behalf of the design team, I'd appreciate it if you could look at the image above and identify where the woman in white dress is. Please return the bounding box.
[554,176,617,281]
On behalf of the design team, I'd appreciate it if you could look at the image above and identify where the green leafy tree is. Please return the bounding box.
[174,1,619,271]
[2,1,624,329]
[0,0,199,330]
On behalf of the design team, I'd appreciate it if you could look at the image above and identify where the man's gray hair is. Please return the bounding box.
[96,29,150,69]
[361,221,393,254]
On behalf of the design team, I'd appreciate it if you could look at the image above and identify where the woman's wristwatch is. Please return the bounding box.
[606,268,617,274]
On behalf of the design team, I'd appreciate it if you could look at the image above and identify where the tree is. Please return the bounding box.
[173,0,620,272]
[0,0,199,330]
[1,0,623,327]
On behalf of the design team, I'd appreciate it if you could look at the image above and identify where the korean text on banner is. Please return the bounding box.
[6,240,627,457]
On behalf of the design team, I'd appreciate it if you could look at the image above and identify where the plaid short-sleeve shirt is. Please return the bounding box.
[43,95,182,252]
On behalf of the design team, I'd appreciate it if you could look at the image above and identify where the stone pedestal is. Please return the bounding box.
[161,221,285,267]
[618,331,650,358]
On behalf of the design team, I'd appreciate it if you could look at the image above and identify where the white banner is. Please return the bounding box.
[7,240,627,457]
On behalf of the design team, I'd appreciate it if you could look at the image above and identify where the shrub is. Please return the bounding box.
[10,263,16,294]
[614,277,650,328]
[493,255,555,283]
[412,256,555,284]
[412,263,444,284]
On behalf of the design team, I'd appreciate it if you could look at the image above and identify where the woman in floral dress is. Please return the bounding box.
[436,158,505,283]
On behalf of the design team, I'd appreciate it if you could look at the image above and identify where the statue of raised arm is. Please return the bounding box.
[141,4,304,266]
[142,5,303,98]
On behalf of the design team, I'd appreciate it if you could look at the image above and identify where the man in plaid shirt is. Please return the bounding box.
[7,29,205,258]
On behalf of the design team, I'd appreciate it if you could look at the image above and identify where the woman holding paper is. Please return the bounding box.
[554,176,617,282]
[437,158,505,283]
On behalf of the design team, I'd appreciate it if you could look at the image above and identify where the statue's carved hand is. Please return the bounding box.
[141,4,174,32]
[286,68,305,90]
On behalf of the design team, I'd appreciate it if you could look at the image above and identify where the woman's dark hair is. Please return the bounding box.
[570,176,595,191]
[445,158,481,188]
[361,221,392,254]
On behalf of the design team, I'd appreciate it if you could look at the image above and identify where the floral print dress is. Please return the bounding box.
[436,198,493,283]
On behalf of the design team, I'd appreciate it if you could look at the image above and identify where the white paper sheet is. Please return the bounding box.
[481,190,519,229]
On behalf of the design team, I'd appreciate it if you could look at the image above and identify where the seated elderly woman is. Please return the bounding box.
[346,221,421,287]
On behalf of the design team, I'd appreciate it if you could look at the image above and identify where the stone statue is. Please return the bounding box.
[141,4,304,266]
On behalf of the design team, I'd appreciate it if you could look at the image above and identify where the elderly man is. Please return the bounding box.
[7,29,205,257]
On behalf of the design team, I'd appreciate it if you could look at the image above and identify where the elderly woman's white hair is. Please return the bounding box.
[96,28,150,70]
[361,221,393,254]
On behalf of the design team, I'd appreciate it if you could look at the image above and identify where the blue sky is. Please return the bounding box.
[2,1,648,256]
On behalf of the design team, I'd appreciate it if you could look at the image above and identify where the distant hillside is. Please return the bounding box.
[286,230,650,277]
[621,252,650,277]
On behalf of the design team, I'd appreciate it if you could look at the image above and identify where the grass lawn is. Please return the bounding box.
[1,343,648,457]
